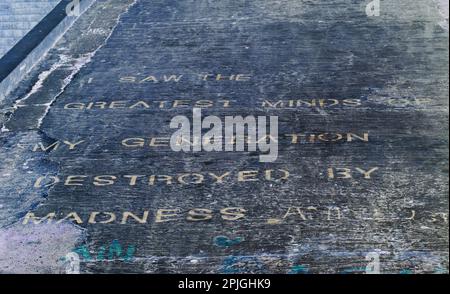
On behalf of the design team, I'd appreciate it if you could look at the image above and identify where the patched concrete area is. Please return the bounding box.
[0,0,448,274]
[0,222,84,273]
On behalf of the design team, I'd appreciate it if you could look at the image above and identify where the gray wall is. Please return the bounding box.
[0,0,60,58]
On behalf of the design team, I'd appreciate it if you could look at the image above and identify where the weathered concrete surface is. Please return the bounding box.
[0,0,448,273]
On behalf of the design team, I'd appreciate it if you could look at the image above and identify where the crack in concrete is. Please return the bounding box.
[38,0,139,129]
[0,0,139,273]
[0,0,141,273]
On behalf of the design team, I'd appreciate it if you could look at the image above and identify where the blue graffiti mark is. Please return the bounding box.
[397,267,449,274]
[96,245,106,261]
[65,239,135,262]
[340,266,366,274]
[288,265,309,274]
[73,245,91,261]
[106,239,135,261]
[214,236,243,248]
[433,267,448,274]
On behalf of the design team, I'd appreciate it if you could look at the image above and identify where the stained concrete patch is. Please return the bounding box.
[0,222,84,273]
